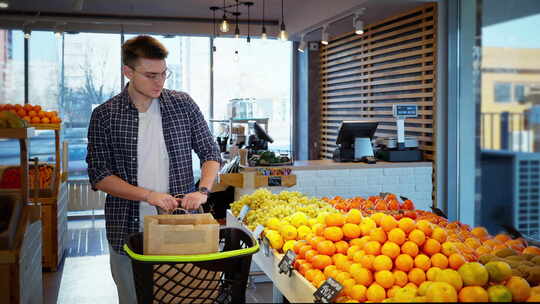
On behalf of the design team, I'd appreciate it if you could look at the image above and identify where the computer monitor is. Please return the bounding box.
[336,121,378,148]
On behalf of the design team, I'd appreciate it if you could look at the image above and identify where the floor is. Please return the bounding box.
[43,217,274,304]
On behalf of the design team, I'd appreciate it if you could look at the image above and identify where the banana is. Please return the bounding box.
[3,111,26,128]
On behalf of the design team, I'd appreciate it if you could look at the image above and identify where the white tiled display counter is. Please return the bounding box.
[235,160,433,211]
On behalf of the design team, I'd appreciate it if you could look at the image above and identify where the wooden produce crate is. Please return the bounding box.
[0,205,43,304]
[226,210,317,303]
[40,180,68,271]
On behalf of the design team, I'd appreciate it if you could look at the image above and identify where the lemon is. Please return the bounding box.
[297,225,312,240]
[281,224,298,241]
[290,212,308,227]
[282,240,296,253]
[267,233,283,249]
[485,261,512,283]
[265,217,281,230]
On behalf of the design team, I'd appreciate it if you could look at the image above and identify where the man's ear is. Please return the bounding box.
[122,65,133,80]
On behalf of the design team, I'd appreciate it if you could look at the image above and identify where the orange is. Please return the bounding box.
[506,239,526,251]
[342,223,361,239]
[305,249,318,263]
[347,245,360,259]
[348,285,367,302]
[51,116,61,123]
[387,285,401,298]
[346,209,363,224]
[31,116,41,123]
[448,253,466,270]
[475,245,491,256]
[38,110,46,118]
[402,241,420,257]
[375,270,395,289]
[416,220,434,236]
[41,117,50,124]
[423,238,441,256]
[371,212,386,226]
[398,217,417,233]
[360,254,376,270]
[16,109,26,117]
[352,250,365,263]
[366,283,386,302]
[317,240,336,256]
[312,272,326,288]
[471,226,489,239]
[395,254,414,272]
[13,104,22,110]
[373,255,393,271]
[431,227,448,243]
[28,110,37,117]
[298,245,313,259]
[381,241,401,259]
[350,235,370,249]
[294,258,307,271]
[494,233,511,243]
[352,266,373,286]
[311,255,332,270]
[458,286,489,302]
[388,228,406,245]
[369,227,387,243]
[359,218,377,236]
[380,214,398,232]
[324,226,343,242]
[426,282,458,302]
[299,263,313,276]
[336,259,352,273]
[335,240,349,255]
[441,242,459,256]
[408,267,426,286]
[409,229,426,246]
[23,104,33,111]
[33,105,42,112]
[326,213,345,227]
[414,254,432,271]
[394,270,409,287]
[342,278,357,297]
[22,116,31,122]
[364,241,381,255]
[465,237,481,249]
[335,271,352,284]
[305,268,322,282]
[309,236,325,248]
[324,265,338,278]
[312,223,325,236]
[431,253,449,269]
[505,276,531,302]
[426,267,442,281]
[332,253,348,265]
[523,246,540,255]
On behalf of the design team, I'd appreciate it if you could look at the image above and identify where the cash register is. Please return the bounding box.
[333,121,378,163]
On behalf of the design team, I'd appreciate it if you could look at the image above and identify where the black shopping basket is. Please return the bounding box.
[124,227,259,304]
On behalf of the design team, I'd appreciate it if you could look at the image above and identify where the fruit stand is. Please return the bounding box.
[227,188,540,302]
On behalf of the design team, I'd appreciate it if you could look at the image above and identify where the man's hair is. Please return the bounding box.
[122,35,169,67]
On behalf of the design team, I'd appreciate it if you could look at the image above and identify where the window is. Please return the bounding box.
[212,38,292,151]
[494,82,511,102]
[514,84,525,102]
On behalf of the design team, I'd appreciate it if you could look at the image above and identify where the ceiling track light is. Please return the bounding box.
[353,8,366,35]
[321,24,329,45]
[297,34,306,53]
[279,0,288,41]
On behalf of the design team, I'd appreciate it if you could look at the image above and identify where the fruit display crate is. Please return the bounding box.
[226,210,318,303]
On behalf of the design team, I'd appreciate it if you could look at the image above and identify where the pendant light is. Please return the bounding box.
[210,6,218,51]
[278,0,288,41]
[298,34,306,52]
[246,2,253,43]
[353,10,365,35]
[321,24,329,45]
[219,0,230,32]
[261,0,267,40]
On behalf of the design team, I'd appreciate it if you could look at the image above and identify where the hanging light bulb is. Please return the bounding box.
[298,34,306,53]
[321,24,329,45]
[261,0,268,40]
[219,0,229,32]
[24,28,31,39]
[233,4,240,40]
[235,25,240,39]
[279,0,288,41]
[246,2,253,44]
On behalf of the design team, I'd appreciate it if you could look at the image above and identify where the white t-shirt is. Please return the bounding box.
[137,99,170,231]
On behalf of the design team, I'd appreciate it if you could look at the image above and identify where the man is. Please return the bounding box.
[86,35,221,303]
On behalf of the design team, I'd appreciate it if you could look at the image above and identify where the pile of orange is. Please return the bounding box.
[0,104,61,124]
[322,193,415,214]
[289,209,533,303]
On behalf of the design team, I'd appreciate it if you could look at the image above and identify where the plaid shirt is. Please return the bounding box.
[86,84,221,254]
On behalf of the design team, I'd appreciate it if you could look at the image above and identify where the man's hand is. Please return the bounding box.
[181,191,208,210]
[146,191,178,212]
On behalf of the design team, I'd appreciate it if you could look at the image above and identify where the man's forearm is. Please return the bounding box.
[199,160,220,190]
[95,175,150,202]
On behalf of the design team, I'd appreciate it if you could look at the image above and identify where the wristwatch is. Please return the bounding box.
[198,186,210,196]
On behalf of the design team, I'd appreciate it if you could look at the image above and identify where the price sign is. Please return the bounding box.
[268,176,282,187]
[253,224,265,240]
[393,104,418,118]
[262,236,271,257]
[314,278,343,303]
[278,250,296,277]
[237,205,250,222]
[400,195,409,202]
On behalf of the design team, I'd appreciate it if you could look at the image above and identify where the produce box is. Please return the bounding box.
[0,164,55,193]
[143,213,220,255]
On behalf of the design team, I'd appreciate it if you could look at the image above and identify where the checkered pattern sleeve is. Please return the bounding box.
[86,104,114,191]
[187,95,222,165]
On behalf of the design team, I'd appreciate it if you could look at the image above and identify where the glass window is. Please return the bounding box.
[494,82,511,102]
[477,2,540,238]
[63,33,121,180]
[212,38,292,152]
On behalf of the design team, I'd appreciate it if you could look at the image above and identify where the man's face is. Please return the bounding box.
[123,58,168,99]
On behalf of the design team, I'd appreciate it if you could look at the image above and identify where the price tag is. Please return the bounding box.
[253,224,265,240]
[237,205,250,222]
[278,250,296,277]
[380,192,390,198]
[314,278,343,303]
[400,195,409,201]
[262,236,271,257]
[268,176,282,187]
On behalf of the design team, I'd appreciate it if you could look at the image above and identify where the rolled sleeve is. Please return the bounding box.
[188,98,222,165]
[86,106,114,191]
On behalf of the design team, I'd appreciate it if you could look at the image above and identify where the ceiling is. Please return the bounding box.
[0,0,433,40]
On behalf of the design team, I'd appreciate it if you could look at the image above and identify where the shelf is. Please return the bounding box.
[0,128,35,139]
[29,123,61,131]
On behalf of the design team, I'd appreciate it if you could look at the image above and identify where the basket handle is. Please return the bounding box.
[164,194,204,215]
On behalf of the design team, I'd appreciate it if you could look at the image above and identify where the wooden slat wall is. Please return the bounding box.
[319,3,437,161]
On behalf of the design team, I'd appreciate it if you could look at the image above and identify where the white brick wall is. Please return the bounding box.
[235,164,433,210]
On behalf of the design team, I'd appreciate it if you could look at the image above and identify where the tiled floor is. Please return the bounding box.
[43,217,273,304]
